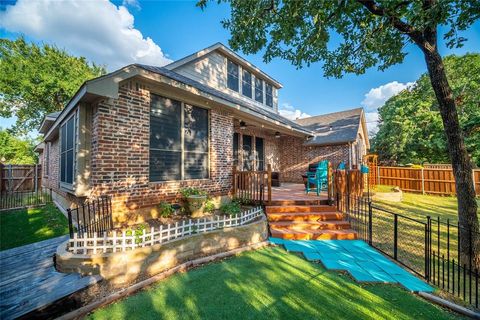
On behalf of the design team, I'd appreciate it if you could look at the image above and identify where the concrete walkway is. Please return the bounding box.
[270,238,433,292]
[0,236,102,320]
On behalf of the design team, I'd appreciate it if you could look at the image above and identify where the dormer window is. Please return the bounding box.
[255,78,263,103]
[242,69,252,98]
[265,83,273,108]
[227,60,239,92]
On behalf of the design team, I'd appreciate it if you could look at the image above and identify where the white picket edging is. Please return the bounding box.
[68,206,263,255]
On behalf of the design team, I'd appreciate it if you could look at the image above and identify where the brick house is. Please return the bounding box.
[37,43,369,224]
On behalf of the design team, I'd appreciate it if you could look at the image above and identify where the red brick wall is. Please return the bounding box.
[279,135,350,183]
[89,81,234,223]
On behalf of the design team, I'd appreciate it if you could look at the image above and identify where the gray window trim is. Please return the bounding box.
[59,111,77,191]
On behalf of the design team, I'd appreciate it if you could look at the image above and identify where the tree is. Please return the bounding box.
[373,54,480,167]
[0,129,38,164]
[0,37,106,134]
[199,0,479,264]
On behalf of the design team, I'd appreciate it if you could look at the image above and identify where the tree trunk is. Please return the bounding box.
[423,49,479,267]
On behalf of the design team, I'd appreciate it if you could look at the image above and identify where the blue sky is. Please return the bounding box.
[1,0,479,134]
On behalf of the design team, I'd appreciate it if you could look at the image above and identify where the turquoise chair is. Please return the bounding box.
[305,160,329,196]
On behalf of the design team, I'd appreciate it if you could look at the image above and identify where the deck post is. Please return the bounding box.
[267,164,272,205]
[232,165,237,198]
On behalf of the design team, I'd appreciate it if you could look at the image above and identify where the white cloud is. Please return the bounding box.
[0,0,171,70]
[278,103,311,121]
[361,81,414,136]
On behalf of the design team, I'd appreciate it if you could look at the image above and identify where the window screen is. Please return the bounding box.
[265,83,273,108]
[242,69,252,98]
[149,94,209,181]
[60,115,75,185]
[184,104,209,179]
[255,78,263,103]
[255,137,265,171]
[242,135,253,171]
[227,60,239,92]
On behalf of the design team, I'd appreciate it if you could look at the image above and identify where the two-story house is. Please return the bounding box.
[37,43,369,224]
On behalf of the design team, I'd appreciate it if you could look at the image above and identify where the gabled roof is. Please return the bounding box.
[164,42,283,88]
[295,108,368,147]
[136,64,305,133]
[38,111,61,134]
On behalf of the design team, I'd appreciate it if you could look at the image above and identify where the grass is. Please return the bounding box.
[89,247,462,320]
[372,185,480,223]
[0,203,69,251]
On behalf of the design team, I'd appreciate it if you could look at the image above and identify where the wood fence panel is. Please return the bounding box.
[0,164,42,193]
[378,166,480,196]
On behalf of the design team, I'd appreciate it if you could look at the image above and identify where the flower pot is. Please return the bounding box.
[187,195,207,218]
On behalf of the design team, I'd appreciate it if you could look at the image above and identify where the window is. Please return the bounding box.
[242,135,253,171]
[255,137,264,171]
[265,83,273,108]
[227,60,239,92]
[255,78,263,103]
[233,132,239,167]
[242,69,252,98]
[44,142,50,177]
[60,114,76,186]
[149,94,209,182]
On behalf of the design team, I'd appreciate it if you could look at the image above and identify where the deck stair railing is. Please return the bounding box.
[232,164,272,204]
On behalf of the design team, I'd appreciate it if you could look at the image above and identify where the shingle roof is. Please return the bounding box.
[135,64,309,134]
[295,108,363,146]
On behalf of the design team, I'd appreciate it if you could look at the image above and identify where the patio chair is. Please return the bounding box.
[305,160,329,196]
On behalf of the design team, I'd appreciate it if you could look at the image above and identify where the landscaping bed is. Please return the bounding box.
[87,246,462,320]
[0,203,69,251]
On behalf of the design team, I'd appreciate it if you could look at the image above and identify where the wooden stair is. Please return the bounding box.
[266,200,357,240]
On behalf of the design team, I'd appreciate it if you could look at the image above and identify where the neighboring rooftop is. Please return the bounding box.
[295,108,364,146]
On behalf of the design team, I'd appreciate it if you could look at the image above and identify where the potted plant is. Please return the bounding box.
[180,187,207,218]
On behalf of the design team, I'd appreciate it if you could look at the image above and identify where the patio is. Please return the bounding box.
[271,183,329,203]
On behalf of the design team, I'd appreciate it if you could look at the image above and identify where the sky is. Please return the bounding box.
[1,0,479,136]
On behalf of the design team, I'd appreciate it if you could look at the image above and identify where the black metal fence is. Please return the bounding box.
[67,196,113,238]
[0,189,52,211]
[337,192,479,310]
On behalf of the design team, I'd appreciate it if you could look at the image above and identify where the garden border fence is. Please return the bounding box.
[337,192,479,309]
[0,189,52,211]
[68,206,264,255]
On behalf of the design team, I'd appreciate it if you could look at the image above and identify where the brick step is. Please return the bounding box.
[265,205,336,214]
[267,212,344,222]
[270,228,357,240]
[269,220,351,231]
[268,199,330,206]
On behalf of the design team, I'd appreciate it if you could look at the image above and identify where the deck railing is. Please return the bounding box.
[232,164,272,204]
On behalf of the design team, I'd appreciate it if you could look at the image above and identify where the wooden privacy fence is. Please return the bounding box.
[377,166,480,196]
[68,206,263,254]
[232,164,272,204]
[0,164,42,193]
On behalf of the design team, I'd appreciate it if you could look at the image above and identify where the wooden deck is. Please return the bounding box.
[271,183,328,202]
[0,235,101,319]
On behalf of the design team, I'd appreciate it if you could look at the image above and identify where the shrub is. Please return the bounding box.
[126,224,147,244]
[158,202,174,218]
[180,187,206,198]
[220,201,241,216]
[204,199,215,213]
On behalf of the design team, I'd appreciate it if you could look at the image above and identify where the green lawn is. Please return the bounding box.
[0,203,69,251]
[89,247,461,320]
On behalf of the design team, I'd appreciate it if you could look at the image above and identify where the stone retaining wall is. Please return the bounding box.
[56,217,268,285]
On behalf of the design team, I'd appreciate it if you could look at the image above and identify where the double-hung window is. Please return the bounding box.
[227,60,239,92]
[60,114,76,187]
[242,69,252,98]
[265,83,273,108]
[255,78,263,104]
[149,94,209,182]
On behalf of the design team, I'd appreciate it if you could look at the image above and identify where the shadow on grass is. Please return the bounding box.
[88,247,461,320]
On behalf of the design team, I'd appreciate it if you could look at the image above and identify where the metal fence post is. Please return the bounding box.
[368,201,372,245]
[394,214,398,260]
